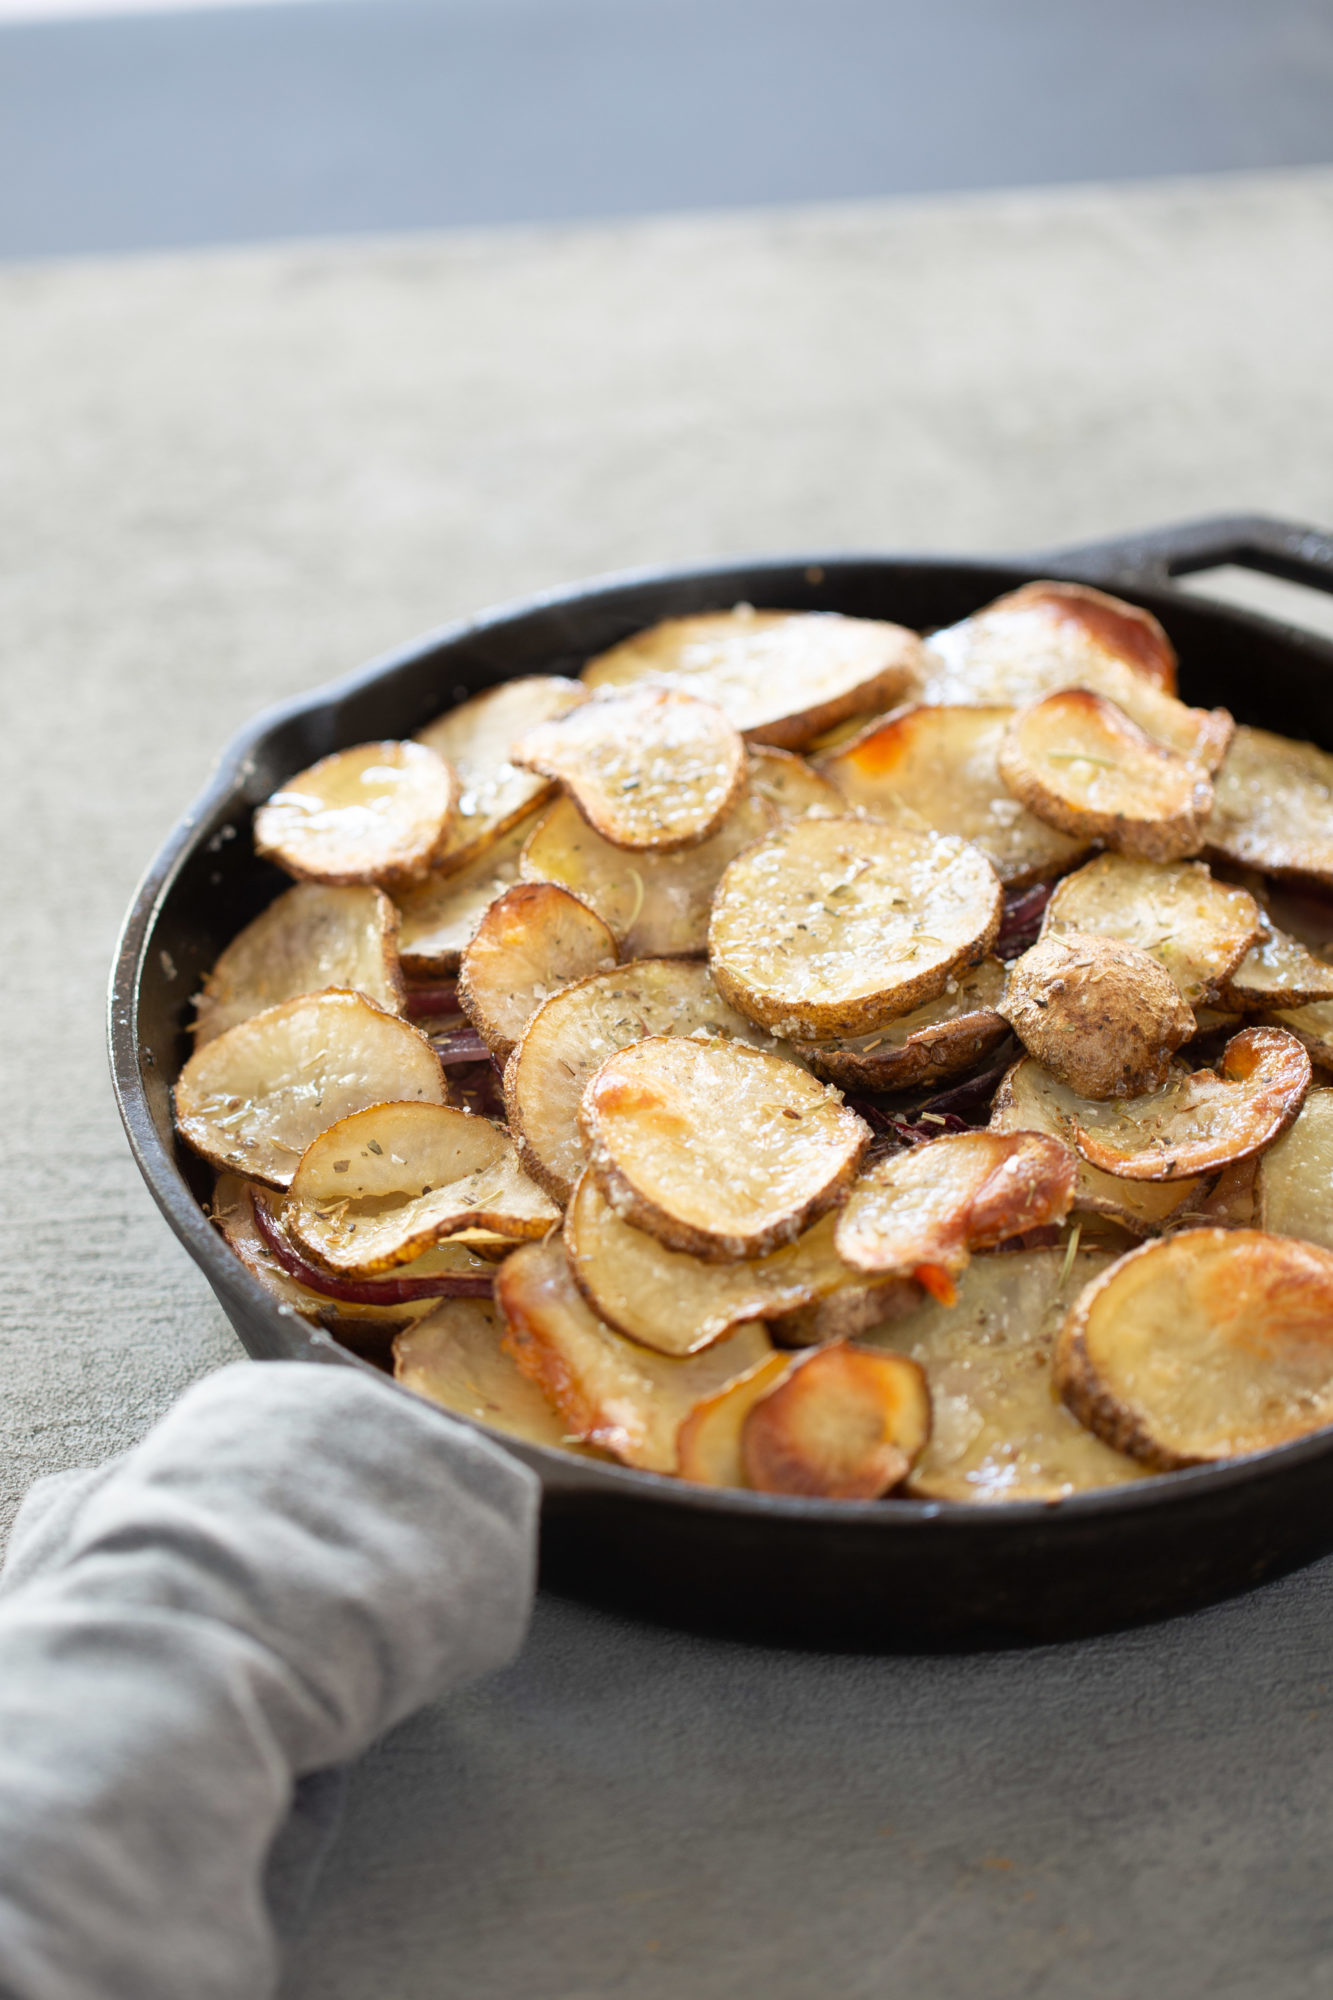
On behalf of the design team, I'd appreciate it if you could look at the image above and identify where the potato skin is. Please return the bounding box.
[999,931,1195,1100]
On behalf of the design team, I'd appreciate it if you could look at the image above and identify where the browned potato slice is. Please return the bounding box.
[504,957,790,1202]
[457,882,617,1061]
[747,745,844,822]
[415,675,586,868]
[1219,905,1333,1010]
[254,741,456,887]
[676,1354,794,1484]
[394,808,542,976]
[495,1238,771,1470]
[708,818,1002,1039]
[834,1130,1076,1289]
[1255,1088,1333,1250]
[581,607,922,748]
[741,1342,931,1498]
[990,1057,1206,1231]
[921,582,1233,769]
[566,1176,893,1357]
[582,1036,867,1259]
[768,1278,919,1349]
[394,1299,579,1449]
[999,932,1196,1099]
[859,1246,1145,1501]
[794,958,1008,1091]
[1205,724,1333,887]
[285,1101,559,1275]
[1070,1026,1310,1182]
[821,705,1090,887]
[1040,854,1260,1007]
[174,990,447,1190]
[192,882,404,1047]
[1056,1228,1333,1467]
[512,686,746,852]
[932,579,1179,689]
[1267,997,1333,1069]
[519,789,773,958]
[999,691,1213,864]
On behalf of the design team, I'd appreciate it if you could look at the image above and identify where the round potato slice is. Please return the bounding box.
[192,882,404,1047]
[1255,1088,1333,1252]
[858,1245,1146,1502]
[174,990,447,1190]
[1069,1026,1311,1182]
[1219,905,1333,1011]
[1267,996,1333,1069]
[999,932,1196,1100]
[834,1129,1076,1289]
[519,789,773,958]
[746,745,844,822]
[394,807,543,976]
[1055,1228,1333,1468]
[394,1299,580,1450]
[1040,854,1260,1007]
[457,882,617,1061]
[254,740,456,887]
[793,957,1009,1091]
[415,675,587,869]
[740,1342,931,1499]
[989,1057,1205,1232]
[581,1036,868,1260]
[505,957,792,1203]
[565,1176,887,1357]
[676,1353,795,1485]
[512,685,746,852]
[707,817,1003,1040]
[581,606,922,748]
[495,1237,772,1472]
[1205,724,1333,888]
[285,1101,559,1276]
[929,579,1179,691]
[999,691,1214,864]
[821,705,1091,887]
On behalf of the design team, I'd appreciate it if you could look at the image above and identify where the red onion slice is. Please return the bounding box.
[253,1195,494,1304]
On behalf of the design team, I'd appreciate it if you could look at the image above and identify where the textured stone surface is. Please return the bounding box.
[1,168,1332,1996]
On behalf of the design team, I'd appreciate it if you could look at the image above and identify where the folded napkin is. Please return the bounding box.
[0,1359,539,2000]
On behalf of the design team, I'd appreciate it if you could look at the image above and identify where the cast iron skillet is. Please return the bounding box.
[110,513,1333,1650]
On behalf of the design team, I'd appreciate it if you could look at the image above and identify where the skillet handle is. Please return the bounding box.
[1035,512,1333,598]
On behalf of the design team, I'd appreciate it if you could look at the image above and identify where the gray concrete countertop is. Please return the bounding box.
[2,168,1332,1997]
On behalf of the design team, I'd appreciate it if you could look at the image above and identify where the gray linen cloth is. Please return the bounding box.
[0,1359,539,2000]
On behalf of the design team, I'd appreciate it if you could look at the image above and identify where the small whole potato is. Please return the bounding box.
[999,930,1195,1100]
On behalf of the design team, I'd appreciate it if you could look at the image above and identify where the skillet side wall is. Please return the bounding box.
[114,548,1333,1649]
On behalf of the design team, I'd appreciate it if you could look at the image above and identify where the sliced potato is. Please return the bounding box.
[1267,996,1333,1069]
[990,1057,1206,1231]
[834,1130,1076,1288]
[394,808,543,977]
[457,882,617,1061]
[519,789,773,958]
[676,1354,794,1484]
[566,1176,891,1356]
[999,932,1196,1100]
[747,744,844,822]
[1056,1228,1333,1467]
[174,991,447,1190]
[394,1299,579,1449]
[1040,854,1259,1007]
[1220,905,1333,1010]
[254,740,455,887]
[935,579,1178,689]
[284,1101,559,1275]
[1205,724,1333,887]
[767,1278,920,1349]
[1070,1026,1311,1182]
[504,956,792,1203]
[859,1246,1145,1502]
[495,1238,771,1471]
[581,1036,868,1259]
[821,705,1090,887]
[708,817,1002,1039]
[250,1186,497,1303]
[921,584,1233,768]
[1255,1088,1333,1251]
[212,1172,331,1321]
[999,691,1213,864]
[794,957,1009,1091]
[415,675,586,868]
[513,686,745,852]
[581,606,922,748]
[192,882,404,1048]
[740,1342,931,1498]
